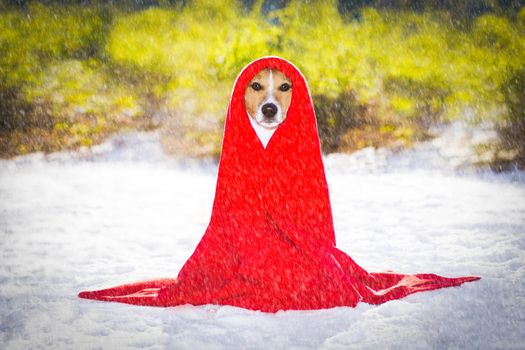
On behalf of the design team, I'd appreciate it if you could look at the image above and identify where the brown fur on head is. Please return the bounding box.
[244,68,292,129]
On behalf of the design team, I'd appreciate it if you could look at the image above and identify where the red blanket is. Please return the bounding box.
[78,57,479,312]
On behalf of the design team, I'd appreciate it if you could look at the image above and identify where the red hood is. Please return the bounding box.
[214,56,336,253]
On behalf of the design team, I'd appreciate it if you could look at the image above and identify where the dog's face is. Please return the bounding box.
[244,68,292,129]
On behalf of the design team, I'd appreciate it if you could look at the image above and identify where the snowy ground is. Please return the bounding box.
[1,131,524,349]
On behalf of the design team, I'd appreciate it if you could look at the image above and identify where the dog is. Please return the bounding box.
[244,68,292,147]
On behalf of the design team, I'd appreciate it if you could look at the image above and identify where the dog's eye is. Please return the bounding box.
[279,83,291,92]
[251,82,262,91]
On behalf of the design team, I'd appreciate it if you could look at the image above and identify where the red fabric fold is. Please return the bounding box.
[78,56,479,312]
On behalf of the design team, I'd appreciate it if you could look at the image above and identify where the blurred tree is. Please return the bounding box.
[314,92,368,152]
[1,0,523,165]
[498,69,525,169]
[3,0,188,9]
[337,0,523,18]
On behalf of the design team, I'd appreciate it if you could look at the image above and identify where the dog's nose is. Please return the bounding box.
[262,103,278,118]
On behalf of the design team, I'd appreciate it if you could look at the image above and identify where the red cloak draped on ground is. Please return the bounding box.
[78,56,479,312]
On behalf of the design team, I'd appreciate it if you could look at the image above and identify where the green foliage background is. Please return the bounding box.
[0,0,524,167]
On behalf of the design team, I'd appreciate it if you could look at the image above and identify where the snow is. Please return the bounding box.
[1,131,524,349]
